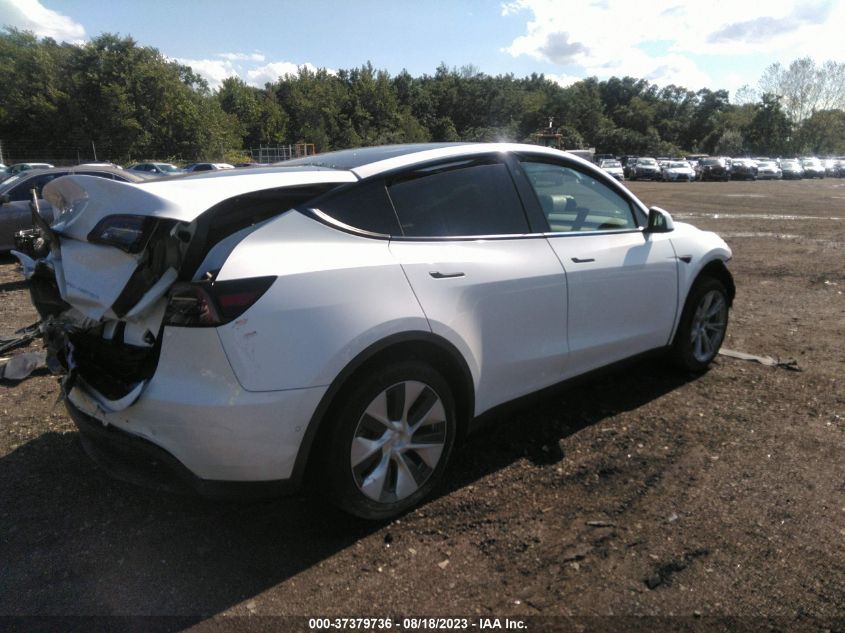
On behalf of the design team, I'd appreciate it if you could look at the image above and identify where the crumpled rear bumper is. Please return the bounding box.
[68,325,328,485]
[67,398,299,499]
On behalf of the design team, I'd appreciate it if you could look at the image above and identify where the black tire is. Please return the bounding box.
[670,277,730,372]
[320,360,457,520]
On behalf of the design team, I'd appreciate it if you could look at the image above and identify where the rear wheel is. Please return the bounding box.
[321,360,457,520]
[670,277,729,372]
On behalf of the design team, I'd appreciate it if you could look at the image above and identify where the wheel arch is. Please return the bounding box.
[695,258,735,306]
[670,257,735,347]
[291,331,475,489]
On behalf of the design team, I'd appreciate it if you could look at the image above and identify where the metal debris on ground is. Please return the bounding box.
[0,321,42,355]
[719,348,802,372]
[0,350,47,380]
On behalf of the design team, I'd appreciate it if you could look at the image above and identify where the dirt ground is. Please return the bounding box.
[1,178,844,632]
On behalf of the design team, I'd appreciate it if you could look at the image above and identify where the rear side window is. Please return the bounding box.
[387,159,529,237]
[315,180,401,235]
[9,173,64,201]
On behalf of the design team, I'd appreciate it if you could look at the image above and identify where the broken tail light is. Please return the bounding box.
[164,276,276,327]
[87,215,158,253]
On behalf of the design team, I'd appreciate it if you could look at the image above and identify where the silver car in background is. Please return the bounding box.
[661,161,695,182]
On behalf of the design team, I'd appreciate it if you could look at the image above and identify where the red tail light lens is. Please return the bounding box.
[165,276,276,327]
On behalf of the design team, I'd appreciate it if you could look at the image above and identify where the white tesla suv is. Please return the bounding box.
[17,143,733,519]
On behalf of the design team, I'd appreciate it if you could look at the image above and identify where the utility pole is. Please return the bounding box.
[91,141,98,161]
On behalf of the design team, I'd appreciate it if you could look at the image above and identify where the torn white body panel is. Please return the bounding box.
[58,239,141,320]
[97,327,326,480]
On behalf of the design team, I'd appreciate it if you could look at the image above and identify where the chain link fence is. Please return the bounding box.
[0,141,317,167]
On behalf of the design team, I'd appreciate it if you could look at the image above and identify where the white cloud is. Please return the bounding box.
[0,0,86,42]
[246,61,335,87]
[218,52,266,62]
[501,0,845,89]
[174,55,336,91]
[546,73,582,88]
[175,57,238,90]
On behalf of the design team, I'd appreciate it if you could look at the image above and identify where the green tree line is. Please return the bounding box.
[1,29,844,163]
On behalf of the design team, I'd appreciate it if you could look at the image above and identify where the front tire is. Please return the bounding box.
[670,277,730,372]
[321,360,457,520]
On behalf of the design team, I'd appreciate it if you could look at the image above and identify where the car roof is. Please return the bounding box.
[293,142,595,179]
[42,144,613,224]
[282,143,470,171]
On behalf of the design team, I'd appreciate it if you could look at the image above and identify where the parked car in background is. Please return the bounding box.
[835,159,845,177]
[699,157,731,181]
[185,162,236,172]
[599,159,625,181]
[80,162,123,169]
[661,160,695,182]
[756,161,782,180]
[0,166,150,251]
[1,163,54,183]
[730,159,758,181]
[620,156,639,178]
[800,158,825,179]
[127,162,183,176]
[629,157,661,180]
[17,142,733,519]
[780,159,804,179]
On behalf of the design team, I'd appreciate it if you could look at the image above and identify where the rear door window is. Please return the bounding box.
[387,158,530,238]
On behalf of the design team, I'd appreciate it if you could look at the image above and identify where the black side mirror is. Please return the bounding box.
[646,206,675,233]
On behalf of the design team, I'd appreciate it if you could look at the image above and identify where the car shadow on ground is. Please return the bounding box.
[442,355,694,492]
[0,356,696,625]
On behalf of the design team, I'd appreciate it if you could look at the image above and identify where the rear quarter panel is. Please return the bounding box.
[215,212,429,392]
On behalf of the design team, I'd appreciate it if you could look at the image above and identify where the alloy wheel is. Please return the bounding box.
[690,290,727,363]
[350,381,448,504]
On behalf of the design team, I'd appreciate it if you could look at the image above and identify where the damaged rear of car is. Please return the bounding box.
[15,168,357,493]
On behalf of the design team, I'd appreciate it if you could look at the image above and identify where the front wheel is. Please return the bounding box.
[670,277,730,372]
[321,360,457,520]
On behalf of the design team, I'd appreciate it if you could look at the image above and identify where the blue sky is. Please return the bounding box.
[2,0,843,98]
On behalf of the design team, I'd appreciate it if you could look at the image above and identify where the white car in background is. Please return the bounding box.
[661,160,696,182]
[17,143,734,519]
[756,161,783,180]
[598,159,624,181]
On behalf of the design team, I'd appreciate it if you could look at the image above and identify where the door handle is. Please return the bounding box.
[429,271,465,279]
[571,257,595,263]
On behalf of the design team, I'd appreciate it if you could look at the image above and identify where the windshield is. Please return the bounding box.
[156,164,181,172]
[638,158,657,165]
[601,160,621,167]
[782,160,800,167]
[759,161,776,168]
[669,162,689,169]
